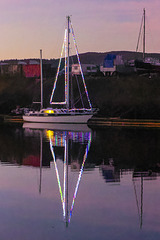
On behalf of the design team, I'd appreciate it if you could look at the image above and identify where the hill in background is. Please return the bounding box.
[77,51,160,65]
[2,50,160,66]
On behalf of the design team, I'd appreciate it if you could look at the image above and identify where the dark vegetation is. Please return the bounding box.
[1,50,160,119]
[87,74,160,119]
[0,75,34,113]
[1,72,160,120]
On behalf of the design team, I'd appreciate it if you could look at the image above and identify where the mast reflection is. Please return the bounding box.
[23,122,92,227]
[132,168,160,229]
[48,129,92,227]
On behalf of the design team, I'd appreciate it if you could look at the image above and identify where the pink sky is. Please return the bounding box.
[0,0,160,60]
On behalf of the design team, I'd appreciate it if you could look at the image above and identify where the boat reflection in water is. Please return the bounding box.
[23,122,92,227]
[0,124,160,239]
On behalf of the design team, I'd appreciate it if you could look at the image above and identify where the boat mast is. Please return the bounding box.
[66,16,70,110]
[143,8,145,61]
[40,49,43,109]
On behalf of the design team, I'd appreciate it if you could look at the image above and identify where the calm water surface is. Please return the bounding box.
[0,123,160,240]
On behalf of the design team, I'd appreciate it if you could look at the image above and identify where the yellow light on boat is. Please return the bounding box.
[46,130,54,140]
[44,109,54,114]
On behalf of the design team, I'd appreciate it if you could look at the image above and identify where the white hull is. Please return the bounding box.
[23,114,93,124]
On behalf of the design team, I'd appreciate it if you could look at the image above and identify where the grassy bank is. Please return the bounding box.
[86,75,160,119]
[0,74,160,119]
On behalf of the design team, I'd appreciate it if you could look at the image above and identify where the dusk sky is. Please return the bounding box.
[1,0,160,60]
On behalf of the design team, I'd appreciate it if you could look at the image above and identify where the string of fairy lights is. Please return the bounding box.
[49,130,92,224]
[68,132,92,222]
[50,17,92,111]
[49,140,66,217]
[70,22,92,110]
[50,29,67,105]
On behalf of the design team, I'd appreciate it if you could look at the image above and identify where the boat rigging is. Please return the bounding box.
[23,16,95,123]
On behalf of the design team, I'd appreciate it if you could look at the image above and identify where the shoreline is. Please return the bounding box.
[87,117,160,128]
[0,115,23,123]
[1,114,160,128]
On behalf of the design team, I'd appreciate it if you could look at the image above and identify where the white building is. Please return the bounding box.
[72,63,98,75]
[100,65,116,76]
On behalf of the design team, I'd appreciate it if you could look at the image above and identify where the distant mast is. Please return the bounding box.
[136,8,146,61]
[143,8,145,61]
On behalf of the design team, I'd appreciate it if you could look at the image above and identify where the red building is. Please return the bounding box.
[23,61,40,78]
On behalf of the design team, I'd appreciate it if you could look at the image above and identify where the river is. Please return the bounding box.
[0,122,159,240]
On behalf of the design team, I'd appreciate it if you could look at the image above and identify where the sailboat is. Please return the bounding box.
[135,8,160,74]
[23,16,95,124]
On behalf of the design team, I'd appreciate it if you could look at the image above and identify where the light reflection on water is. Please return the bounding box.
[0,123,159,240]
